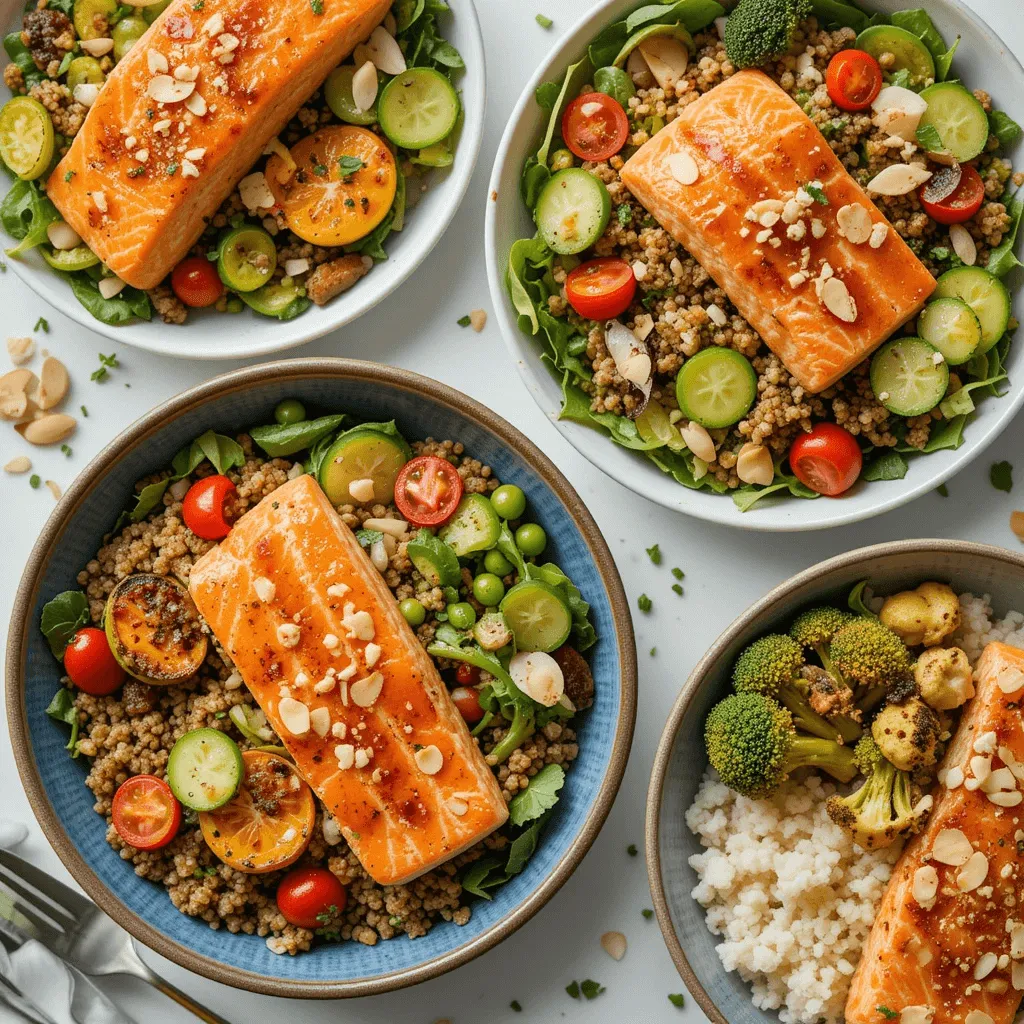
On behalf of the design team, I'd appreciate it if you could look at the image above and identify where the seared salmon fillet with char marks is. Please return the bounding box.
[188,475,509,886]
[46,0,390,291]
[620,70,936,393]
[846,643,1024,1024]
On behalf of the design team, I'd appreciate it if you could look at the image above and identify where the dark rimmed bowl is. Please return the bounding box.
[645,540,1024,1024]
[6,357,637,999]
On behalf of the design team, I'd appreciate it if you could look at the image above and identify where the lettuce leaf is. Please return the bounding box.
[987,188,1024,278]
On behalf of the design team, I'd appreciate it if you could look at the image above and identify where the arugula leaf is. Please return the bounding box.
[196,430,245,475]
[2,179,59,257]
[989,110,1023,149]
[40,590,89,659]
[558,377,664,451]
[624,0,723,35]
[65,273,152,324]
[922,414,967,453]
[507,236,553,334]
[848,580,877,618]
[987,188,1024,278]
[504,811,552,875]
[915,123,943,152]
[130,478,170,522]
[337,155,365,177]
[580,980,605,1000]
[348,204,395,261]
[249,413,346,457]
[732,470,819,512]
[991,460,1013,493]
[938,371,1008,418]
[807,0,881,32]
[45,686,80,757]
[509,764,565,826]
[460,856,508,899]
[862,449,908,482]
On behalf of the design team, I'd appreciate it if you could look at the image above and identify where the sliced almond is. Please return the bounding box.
[680,421,715,463]
[975,952,999,981]
[278,696,310,736]
[900,1007,934,1024]
[6,336,34,365]
[415,744,443,775]
[46,221,81,250]
[988,790,1023,807]
[469,309,487,332]
[912,864,938,908]
[309,706,331,738]
[445,796,468,816]
[510,651,564,706]
[98,276,126,299]
[871,86,927,141]
[351,59,378,114]
[866,163,932,196]
[626,46,655,88]
[957,850,989,892]
[79,36,114,56]
[600,931,627,961]
[335,743,355,770]
[73,83,100,107]
[185,91,208,117]
[736,443,774,486]
[147,75,196,103]
[970,754,992,785]
[667,150,698,185]
[836,203,873,244]
[253,576,276,602]
[637,35,688,91]
[17,412,75,445]
[932,827,973,866]
[821,276,858,323]
[147,49,169,73]
[362,518,408,538]
[868,221,889,249]
[944,765,964,789]
[350,671,384,708]
[356,26,406,75]
[348,477,375,503]
[276,622,301,648]
[4,455,31,473]
[33,357,69,411]
[981,766,1016,794]
[949,223,978,266]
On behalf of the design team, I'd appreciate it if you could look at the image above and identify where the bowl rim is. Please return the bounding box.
[483,0,1024,533]
[0,0,486,361]
[643,538,1024,1024]
[4,356,638,999]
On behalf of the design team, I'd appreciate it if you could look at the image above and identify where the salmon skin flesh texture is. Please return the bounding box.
[46,0,391,291]
[845,643,1024,1024]
[188,475,510,886]
[620,70,936,393]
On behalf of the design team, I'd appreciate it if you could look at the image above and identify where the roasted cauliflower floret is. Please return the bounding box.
[915,646,974,711]
[871,696,941,772]
[879,582,961,647]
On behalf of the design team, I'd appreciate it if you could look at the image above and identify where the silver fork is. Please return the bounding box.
[0,851,231,1024]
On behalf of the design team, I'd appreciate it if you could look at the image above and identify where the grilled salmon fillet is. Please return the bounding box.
[620,70,936,393]
[846,643,1024,1024]
[188,475,509,886]
[46,0,390,291]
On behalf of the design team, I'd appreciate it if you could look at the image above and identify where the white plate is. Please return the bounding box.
[485,0,1024,531]
[0,0,485,359]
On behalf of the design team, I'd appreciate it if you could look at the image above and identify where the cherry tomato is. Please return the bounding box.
[561,92,629,162]
[451,685,485,724]
[182,475,236,540]
[394,455,464,527]
[455,663,481,686]
[64,627,124,695]
[565,258,637,320]
[825,50,882,112]
[918,164,985,225]
[276,867,347,929]
[171,256,224,308]
[789,423,863,497]
[112,775,181,850]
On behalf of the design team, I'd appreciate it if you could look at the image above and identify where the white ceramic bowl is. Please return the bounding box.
[0,0,484,359]
[485,0,1024,532]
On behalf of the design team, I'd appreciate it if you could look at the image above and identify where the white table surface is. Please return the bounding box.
[2,1,1024,1021]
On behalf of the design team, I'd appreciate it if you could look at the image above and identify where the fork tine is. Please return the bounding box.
[0,868,77,934]
[0,883,66,949]
[0,851,92,918]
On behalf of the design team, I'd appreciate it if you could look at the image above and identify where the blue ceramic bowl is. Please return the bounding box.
[6,358,637,998]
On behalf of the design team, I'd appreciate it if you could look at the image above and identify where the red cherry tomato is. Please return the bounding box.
[276,867,347,929]
[182,475,236,540]
[171,257,224,308]
[394,456,464,527]
[918,165,985,225]
[455,663,481,686]
[566,258,637,321]
[64,627,124,695]
[789,423,864,497]
[825,50,882,112]
[112,775,181,850]
[451,685,485,724]
[561,92,629,162]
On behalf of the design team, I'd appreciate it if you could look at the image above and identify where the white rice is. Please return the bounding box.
[685,592,1024,1024]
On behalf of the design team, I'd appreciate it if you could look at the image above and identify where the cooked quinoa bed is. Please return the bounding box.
[65,435,580,953]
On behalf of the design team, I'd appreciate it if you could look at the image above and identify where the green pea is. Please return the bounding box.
[447,602,477,630]
[484,549,514,576]
[274,398,306,425]
[65,56,105,91]
[399,598,426,627]
[515,523,547,557]
[549,148,574,172]
[112,15,148,61]
[490,484,527,521]
[226,298,244,313]
[472,573,505,607]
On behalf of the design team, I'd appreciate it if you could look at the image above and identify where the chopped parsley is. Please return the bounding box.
[192,865,217,878]
[193,0,204,7]
[166,163,179,176]
[876,1008,898,1021]
[992,460,1013,493]
[616,202,631,226]
[310,0,323,13]
[580,980,605,1001]
[64,169,75,182]
[312,163,328,177]
[649,647,656,656]
[671,567,684,580]
[100,352,119,368]
[668,993,686,1008]
[641,288,665,310]
[457,314,472,327]
[510,1000,522,1012]
[672,583,683,596]
[91,367,109,382]
[34,316,49,333]
[315,904,339,925]
[91,352,119,383]
[642,908,654,919]
[344,197,356,208]
[338,155,365,178]
[936,483,949,497]
[214,710,226,718]
[645,542,661,564]
[566,981,580,999]
[29,474,40,489]
[627,843,637,856]
[535,12,552,28]
[803,182,828,205]
[60,444,72,457]
[637,593,652,613]
[80,405,88,417]
[127,166,145,178]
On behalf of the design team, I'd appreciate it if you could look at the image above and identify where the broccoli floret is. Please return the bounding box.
[723,0,812,70]
[733,634,861,744]
[871,697,941,772]
[829,617,914,711]
[705,692,858,798]
[826,736,933,849]
[790,606,854,677]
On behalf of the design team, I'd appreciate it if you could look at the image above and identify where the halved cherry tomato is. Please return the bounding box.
[562,92,629,162]
[918,164,985,225]
[276,867,348,929]
[171,256,224,308]
[112,775,181,850]
[394,455,464,527]
[451,685,485,724]
[566,257,637,320]
[826,50,882,112]
[455,663,481,686]
[64,626,124,695]
[788,422,863,497]
[182,475,236,540]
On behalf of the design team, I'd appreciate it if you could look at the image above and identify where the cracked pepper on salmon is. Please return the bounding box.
[188,474,509,886]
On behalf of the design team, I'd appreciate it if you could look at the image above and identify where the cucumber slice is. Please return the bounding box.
[217,226,277,292]
[438,494,501,557]
[500,579,572,653]
[675,347,757,429]
[324,64,385,126]
[534,168,611,256]
[318,428,411,506]
[933,265,1011,354]
[73,0,117,40]
[0,97,54,182]
[917,83,989,162]
[167,728,244,812]
[41,244,99,272]
[378,67,459,150]
[855,25,935,87]
[65,56,105,91]
[406,529,461,588]
[238,279,307,320]
[870,337,949,416]
[917,297,981,365]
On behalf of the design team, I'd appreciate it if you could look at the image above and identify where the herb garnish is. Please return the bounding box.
[580,980,605,1000]
[668,993,686,1008]
[91,352,119,382]
[803,182,828,205]
[80,405,88,416]
[616,203,631,226]
[457,314,471,327]
[992,460,1013,492]
[645,543,661,564]
[672,583,683,596]
[510,1000,522,1012]
[642,908,654,919]
[61,444,72,457]
[312,163,328,177]
[64,169,75,182]
[627,843,637,856]
[637,593,652,613]
[876,1008,898,1021]
[34,316,49,332]
[535,13,552,28]
[338,155,364,178]
[29,474,40,488]
[127,166,145,178]
[936,483,949,497]
[310,0,323,12]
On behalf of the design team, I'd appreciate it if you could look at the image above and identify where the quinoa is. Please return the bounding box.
[67,433,583,953]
